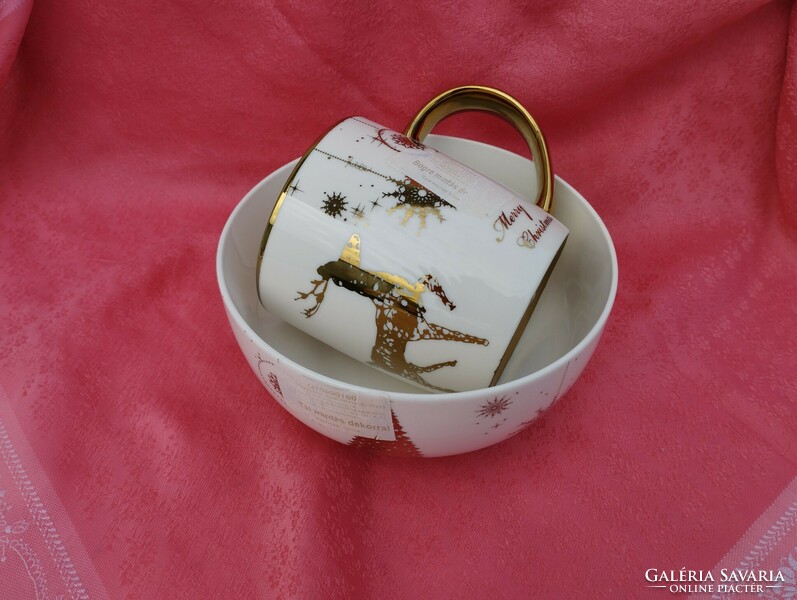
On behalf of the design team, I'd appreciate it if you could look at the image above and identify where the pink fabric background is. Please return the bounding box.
[1,0,796,598]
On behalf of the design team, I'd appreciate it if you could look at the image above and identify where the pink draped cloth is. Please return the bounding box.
[1,1,796,597]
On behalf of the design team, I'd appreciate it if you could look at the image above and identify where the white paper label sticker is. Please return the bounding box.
[386,149,521,214]
[280,372,396,441]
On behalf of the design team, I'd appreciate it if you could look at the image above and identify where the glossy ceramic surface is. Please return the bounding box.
[218,135,617,457]
[258,118,568,392]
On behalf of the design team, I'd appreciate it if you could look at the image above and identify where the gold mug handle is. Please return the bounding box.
[404,85,554,213]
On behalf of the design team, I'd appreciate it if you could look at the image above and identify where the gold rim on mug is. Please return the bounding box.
[256,116,346,304]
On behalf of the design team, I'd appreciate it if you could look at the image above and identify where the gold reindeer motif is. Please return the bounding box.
[296,234,489,392]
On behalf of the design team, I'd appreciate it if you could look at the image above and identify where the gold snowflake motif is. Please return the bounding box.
[383,177,454,229]
[321,192,348,219]
[476,395,513,419]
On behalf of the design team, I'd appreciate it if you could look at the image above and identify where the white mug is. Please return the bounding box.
[257,86,569,392]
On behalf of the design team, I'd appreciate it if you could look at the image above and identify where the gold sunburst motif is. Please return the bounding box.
[383,176,455,229]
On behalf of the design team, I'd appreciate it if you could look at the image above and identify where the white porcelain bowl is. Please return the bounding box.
[217,135,618,457]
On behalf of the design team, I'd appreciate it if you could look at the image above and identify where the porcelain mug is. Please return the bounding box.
[257,86,569,393]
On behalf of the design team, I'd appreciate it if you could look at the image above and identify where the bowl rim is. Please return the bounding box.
[217,134,619,403]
